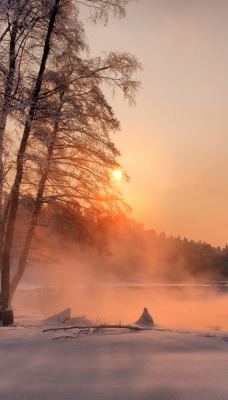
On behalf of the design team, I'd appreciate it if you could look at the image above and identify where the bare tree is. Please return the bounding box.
[1,0,62,308]
[0,1,55,222]
[0,1,64,280]
[0,0,140,310]
[10,43,140,305]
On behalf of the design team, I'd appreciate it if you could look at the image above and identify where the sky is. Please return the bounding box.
[82,0,228,247]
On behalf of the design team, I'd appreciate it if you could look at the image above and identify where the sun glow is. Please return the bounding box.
[113,169,123,181]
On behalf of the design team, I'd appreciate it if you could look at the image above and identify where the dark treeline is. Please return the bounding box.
[18,202,228,284]
[91,216,228,283]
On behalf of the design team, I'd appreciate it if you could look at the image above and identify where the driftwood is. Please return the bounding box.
[42,324,142,333]
[51,328,96,340]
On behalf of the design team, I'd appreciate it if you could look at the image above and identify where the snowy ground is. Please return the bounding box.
[1,307,228,400]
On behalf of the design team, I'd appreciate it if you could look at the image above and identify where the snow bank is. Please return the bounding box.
[1,308,228,399]
[43,308,71,324]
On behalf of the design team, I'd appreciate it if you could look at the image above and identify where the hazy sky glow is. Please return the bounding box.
[84,0,228,247]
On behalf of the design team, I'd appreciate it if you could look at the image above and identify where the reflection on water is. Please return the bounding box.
[14,282,228,330]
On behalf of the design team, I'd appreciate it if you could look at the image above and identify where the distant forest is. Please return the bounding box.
[20,203,228,284]
[84,216,228,283]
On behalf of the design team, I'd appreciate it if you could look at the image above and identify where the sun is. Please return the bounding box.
[112,169,123,181]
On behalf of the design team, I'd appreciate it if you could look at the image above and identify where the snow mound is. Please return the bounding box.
[43,309,93,327]
[133,307,154,328]
[43,308,71,324]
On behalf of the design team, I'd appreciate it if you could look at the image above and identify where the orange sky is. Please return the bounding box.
[82,0,228,247]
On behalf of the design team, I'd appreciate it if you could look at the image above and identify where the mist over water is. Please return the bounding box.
[14,274,228,330]
[60,283,228,330]
[12,221,228,330]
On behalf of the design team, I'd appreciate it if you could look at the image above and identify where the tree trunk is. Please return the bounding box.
[10,137,57,305]
[9,200,42,306]
[0,18,17,249]
[1,0,61,309]
[10,85,64,305]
